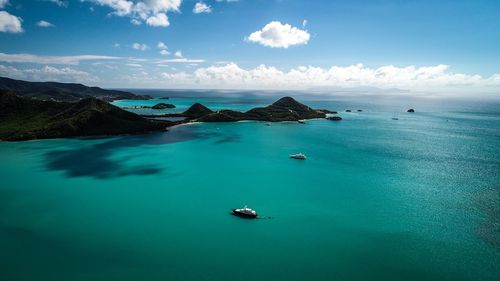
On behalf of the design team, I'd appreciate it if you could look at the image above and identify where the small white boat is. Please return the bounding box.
[297,120,305,124]
[290,153,307,160]
[232,205,258,218]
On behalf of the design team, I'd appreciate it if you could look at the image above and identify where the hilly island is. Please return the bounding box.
[0,78,337,141]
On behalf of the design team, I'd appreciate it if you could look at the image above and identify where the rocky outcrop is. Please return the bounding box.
[407,109,415,113]
[327,116,342,121]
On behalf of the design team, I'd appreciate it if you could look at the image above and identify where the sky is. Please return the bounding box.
[0,0,499,95]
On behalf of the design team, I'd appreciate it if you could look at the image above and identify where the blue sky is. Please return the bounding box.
[0,0,499,94]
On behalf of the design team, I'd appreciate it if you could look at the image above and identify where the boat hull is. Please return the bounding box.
[232,209,258,219]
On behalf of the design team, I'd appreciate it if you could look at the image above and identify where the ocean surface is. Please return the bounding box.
[1,90,499,281]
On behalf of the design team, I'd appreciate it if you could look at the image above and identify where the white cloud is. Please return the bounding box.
[86,0,181,27]
[0,53,120,65]
[114,43,120,47]
[193,2,212,14]
[157,58,205,63]
[302,19,307,28]
[45,0,68,7]
[0,11,23,33]
[161,71,191,80]
[132,43,149,51]
[150,63,500,93]
[157,41,168,49]
[159,49,170,55]
[215,0,238,2]
[145,12,169,27]
[0,64,97,83]
[174,50,182,57]
[247,21,310,48]
[36,20,55,27]
[0,0,8,9]
[126,63,143,67]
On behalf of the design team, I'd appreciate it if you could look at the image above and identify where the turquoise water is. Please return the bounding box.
[1,93,500,281]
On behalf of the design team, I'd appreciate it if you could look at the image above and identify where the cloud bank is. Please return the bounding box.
[157,63,500,93]
[0,65,97,83]
[0,53,120,65]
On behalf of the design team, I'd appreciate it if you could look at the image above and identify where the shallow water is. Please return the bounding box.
[1,92,499,281]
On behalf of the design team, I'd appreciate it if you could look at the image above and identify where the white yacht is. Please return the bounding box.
[290,153,307,160]
[232,206,258,218]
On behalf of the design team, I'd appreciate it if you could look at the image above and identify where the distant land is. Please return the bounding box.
[0,77,152,102]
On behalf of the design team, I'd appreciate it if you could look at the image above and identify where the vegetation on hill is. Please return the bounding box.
[0,77,152,102]
[181,97,326,122]
[0,91,168,141]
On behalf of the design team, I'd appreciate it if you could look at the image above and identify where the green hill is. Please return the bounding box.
[0,91,168,141]
[0,77,151,102]
[188,97,326,122]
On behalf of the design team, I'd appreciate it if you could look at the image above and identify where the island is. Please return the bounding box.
[407,108,415,113]
[152,103,176,109]
[147,97,328,123]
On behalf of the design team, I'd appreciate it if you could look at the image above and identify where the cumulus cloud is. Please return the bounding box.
[159,49,170,55]
[152,63,500,93]
[157,41,168,49]
[0,11,23,33]
[193,2,211,14]
[132,43,149,51]
[145,12,169,27]
[247,21,310,48]
[36,20,55,27]
[0,64,97,83]
[174,50,182,58]
[85,0,181,27]
[0,53,120,65]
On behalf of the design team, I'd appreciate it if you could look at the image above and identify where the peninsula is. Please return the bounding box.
[0,91,168,141]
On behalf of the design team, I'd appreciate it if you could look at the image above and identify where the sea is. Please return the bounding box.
[1,90,499,281]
